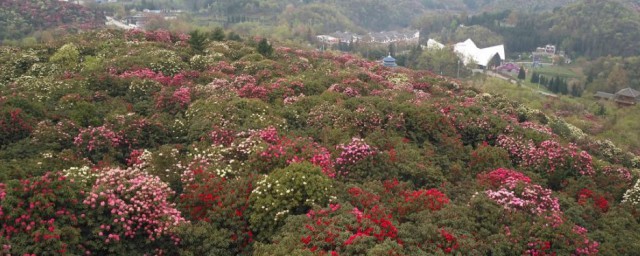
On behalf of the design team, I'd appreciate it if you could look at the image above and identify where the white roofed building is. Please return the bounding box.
[453,39,505,68]
[425,39,444,50]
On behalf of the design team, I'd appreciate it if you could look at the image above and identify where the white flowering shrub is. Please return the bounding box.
[249,162,333,241]
[62,166,97,187]
[622,179,640,205]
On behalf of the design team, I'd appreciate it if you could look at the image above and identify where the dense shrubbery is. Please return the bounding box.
[0,29,638,254]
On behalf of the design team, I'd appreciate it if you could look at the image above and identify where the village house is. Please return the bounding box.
[594,87,640,105]
[536,44,556,55]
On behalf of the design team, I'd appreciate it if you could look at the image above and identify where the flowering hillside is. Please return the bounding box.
[1,29,640,255]
[0,0,104,41]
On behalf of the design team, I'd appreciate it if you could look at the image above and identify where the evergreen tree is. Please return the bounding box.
[188,30,208,53]
[517,66,526,80]
[257,38,273,57]
[531,72,539,83]
[227,32,242,41]
[559,78,568,95]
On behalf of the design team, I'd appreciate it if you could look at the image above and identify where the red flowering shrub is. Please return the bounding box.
[179,169,256,253]
[0,108,33,145]
[468,142,512,174]
[155,86,193,113]
[254,127,334,177]
[237,83,270,100]
[0,173,85,255]
[437,229,460,254]
[477,168,532,188]
[399,189,450,213]
[347,180,450,220]
[577,188,609,212]
[289,203,401,255]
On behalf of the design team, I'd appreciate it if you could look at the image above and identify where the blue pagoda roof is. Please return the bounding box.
[382,55,397,67]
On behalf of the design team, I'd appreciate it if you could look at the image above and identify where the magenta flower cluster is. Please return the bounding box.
[335,138,377,176]
[73,125,123,152]
[171,86,192,108]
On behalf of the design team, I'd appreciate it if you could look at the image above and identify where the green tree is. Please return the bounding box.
[50,43,80,69]
[607,65,629,92]
[257,38,274,57]
[210,27,226,41]
[227,31,242,41]
[188,29,208,53]
[530,71,539,83]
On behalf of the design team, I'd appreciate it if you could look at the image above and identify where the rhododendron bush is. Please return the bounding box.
[82,167,186,254]
[0,29,638,254]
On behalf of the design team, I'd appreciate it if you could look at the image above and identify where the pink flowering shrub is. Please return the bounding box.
[208,126,236,147]
[124,29,188,45]
[496,135,595,184]
[335,138,377,178]
[83,168,186,253]
[155,86,193,113]
[73,125,125,162]
[237,83,270,100]
[480,169,559,216]
[476,169,600,255]
[0,173,85,255]
[172,86,192,107]
[118,68,187,86]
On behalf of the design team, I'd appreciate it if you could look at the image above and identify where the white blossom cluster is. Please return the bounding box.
[622,179,640,205]
[62,166,97,186]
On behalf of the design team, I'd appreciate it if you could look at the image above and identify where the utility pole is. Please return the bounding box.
[457,60,460,78]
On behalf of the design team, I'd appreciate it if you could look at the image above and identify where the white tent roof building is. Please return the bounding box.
[453,39,505,67]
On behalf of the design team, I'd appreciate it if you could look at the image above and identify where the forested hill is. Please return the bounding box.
[422,0,640,58]
[0,0,105,42]
[183,0,578,31]
[1,29,640,254]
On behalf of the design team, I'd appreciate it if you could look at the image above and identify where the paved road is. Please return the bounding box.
[106,16,138,30]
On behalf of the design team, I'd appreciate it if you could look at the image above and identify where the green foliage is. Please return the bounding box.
[188,30,208,53]
[50,43,80,69]
[256,38,273,57]
[210,27,226,41]
[174,222,235,256]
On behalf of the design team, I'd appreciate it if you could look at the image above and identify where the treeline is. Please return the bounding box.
[463,0,640,58]
[530,72,583,96]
